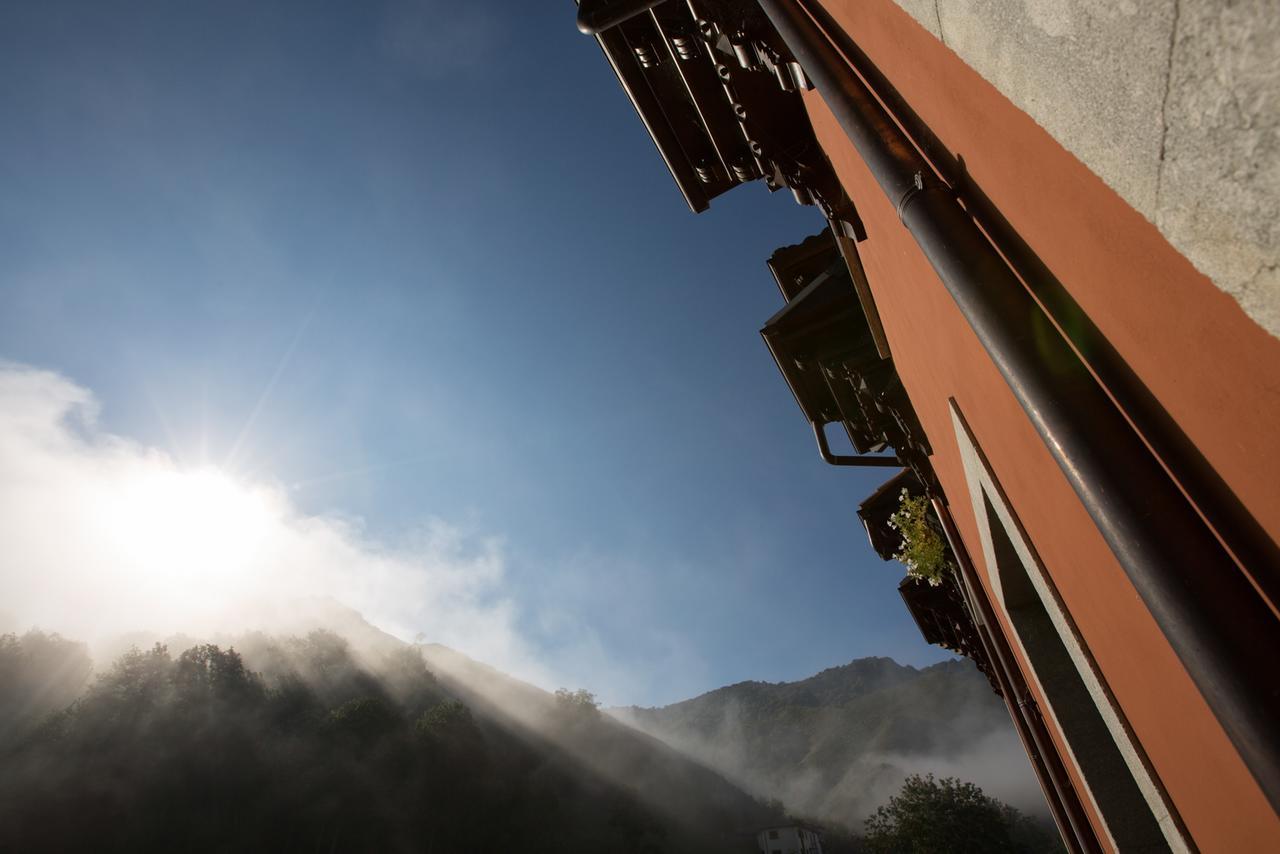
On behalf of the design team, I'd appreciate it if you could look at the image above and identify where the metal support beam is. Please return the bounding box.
[759,0,1280,811]
[577,0,668,35]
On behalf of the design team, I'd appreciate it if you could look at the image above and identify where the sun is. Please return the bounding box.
[96,466,275,608]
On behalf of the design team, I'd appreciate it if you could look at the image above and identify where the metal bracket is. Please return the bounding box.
[811,421,902,467]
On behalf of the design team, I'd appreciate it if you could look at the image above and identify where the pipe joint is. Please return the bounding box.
[896,174,953,224]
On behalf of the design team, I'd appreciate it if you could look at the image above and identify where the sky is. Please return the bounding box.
[0,0,949,706]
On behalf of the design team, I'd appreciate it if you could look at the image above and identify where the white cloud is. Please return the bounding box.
[0,361,555,687]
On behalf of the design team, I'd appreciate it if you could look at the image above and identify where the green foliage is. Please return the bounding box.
[555,687,600,715]
[415,698,473,738]
[97,643,172,699]
[0,630,92,743]
[0,632,779,854]
[414,698,480,762]
[621,657,1017,829]
[84,642,176,728]
[864,774,1060,854]
[888,490,951,586]
[607,794,667,853]
[380,645,441,710]
[328,695,401,742]
[174,644,262,705]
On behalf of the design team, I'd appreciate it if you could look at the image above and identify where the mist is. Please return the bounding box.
[1,361,1048,846]
[0,622,800,853]
[0,361,554,686]
[612,659,1048,830]
[0,359,818,836]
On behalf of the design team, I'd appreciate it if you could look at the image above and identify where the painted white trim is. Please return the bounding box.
[948,400,1189,853]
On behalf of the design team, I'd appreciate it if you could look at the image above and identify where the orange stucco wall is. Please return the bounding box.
[804,1,1280,851]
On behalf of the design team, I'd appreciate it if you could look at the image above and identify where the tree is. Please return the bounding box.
[0,630,93,743]
[328,695,402,743]
[864,774,1060,854]
[82,642,175,731]
[415,699,474,740]
[380,645,440,711]
[554,687,599,714]
[174,644,261,705]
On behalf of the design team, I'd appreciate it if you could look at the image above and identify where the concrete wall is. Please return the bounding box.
[890,0,1280,338]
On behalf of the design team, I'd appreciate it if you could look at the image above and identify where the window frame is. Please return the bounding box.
[949,399,1189,852]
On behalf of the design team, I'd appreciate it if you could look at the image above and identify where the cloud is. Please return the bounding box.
[0,361,554,687]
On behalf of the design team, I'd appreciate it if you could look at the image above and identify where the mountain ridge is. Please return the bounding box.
[25,600,1039,838]
[0,612,789,853]
[620,656,967,713]
[611,653,1040,829]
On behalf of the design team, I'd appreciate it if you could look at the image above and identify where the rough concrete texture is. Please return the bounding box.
[907,0,1173,214]
[890,0,943,38]
[887,0,1279,337]
[1156,0,1280,338]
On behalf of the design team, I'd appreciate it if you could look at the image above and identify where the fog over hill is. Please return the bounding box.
[2,599,1042,847]
[0,609,790,853]
[612,656,1043,828]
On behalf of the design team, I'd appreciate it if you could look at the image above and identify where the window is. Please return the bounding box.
[950,400,1189,853]
[984,494,1166,849]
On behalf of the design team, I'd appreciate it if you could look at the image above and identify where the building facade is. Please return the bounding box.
[757,824,824,854]
[576,1,1280,852]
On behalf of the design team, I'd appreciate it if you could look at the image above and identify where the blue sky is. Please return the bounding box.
[0,0,947,705]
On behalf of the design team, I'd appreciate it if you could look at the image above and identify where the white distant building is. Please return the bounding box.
[755,824,823,854]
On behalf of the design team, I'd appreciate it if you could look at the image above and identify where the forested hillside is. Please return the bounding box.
[0,627,784,853]
[0,615,1048,851]
[614,656,1042,829]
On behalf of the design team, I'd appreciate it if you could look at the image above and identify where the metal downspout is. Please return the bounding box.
[757,0,1280,812]
[799,0,1280,606]
[810,421,902,467]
